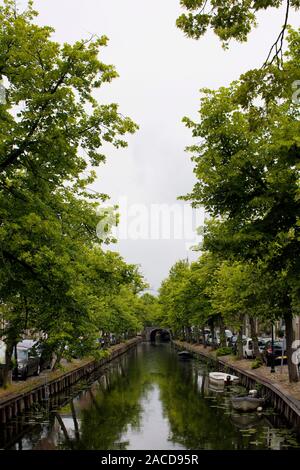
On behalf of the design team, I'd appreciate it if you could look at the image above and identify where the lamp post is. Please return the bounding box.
[270,323,275,373]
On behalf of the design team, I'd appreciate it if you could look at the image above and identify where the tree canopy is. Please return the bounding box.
[177,1,298,44]
[0,0,153,387]
[159,18,300,381]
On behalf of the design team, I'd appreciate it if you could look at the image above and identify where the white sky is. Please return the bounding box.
[19,0,300,291]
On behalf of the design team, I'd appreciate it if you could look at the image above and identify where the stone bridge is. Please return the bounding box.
[143,326,171,342]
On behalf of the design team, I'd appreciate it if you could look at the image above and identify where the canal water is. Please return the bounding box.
[1,342,300,450]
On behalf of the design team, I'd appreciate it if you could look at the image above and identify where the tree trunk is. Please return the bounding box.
[181,327,185,341]
[195,326,200,344]
[55,413,72,448]
[184,325,191,342]
[284,312,299,383]
[219,316,226,348]
[71,400,80,443]
[211,320,215,348]
[51,346,63,371]
[237,327,243,360]
[203,326,207,348]
[2,341,14,388]
[249,316,260,359]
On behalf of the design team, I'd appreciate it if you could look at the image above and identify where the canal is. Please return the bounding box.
[1,342,300,450]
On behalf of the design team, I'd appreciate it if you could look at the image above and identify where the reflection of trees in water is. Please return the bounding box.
[4,344,300,450]
[2,353,143,450]
[1,413,58,450]
[153,360,247,449]
[154,360,299,450]
[56,351,152,450]
[53,344,175,449]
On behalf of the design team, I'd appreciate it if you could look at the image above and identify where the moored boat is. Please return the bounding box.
[231,396,265,412]
[209,372,239,385]
[178,350,193,359]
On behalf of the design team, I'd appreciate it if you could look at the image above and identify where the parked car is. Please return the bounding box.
[258,337,272,354]
[17,339,52,371]
[225,330,233,345]
[242,337,273,359]
[262,340,287,366]
[19,339,36,349]
[36,343,52,370]
[204,330,211,344]
[14,344,41,380]
[207,329,233,346]
[109,334,117,345]
[229,335,247,354]
[242,338,255,359]
[0,340,6,364]
[98,337,106,349]
[206,333,216,345]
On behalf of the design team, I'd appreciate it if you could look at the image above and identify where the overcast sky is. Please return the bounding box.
[26,1,300,291]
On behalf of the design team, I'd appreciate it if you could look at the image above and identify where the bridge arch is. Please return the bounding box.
[144,326,171,342]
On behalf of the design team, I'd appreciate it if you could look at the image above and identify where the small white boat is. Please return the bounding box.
[209,372,239,385]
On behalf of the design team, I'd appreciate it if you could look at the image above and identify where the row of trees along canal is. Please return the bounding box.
[158,0,300,383]
[0,1,161,388]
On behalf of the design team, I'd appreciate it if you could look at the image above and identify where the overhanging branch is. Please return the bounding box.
[262,0,290,68]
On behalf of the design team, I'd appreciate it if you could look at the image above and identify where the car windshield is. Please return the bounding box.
[265,341,284,349]
[17,348,28,361]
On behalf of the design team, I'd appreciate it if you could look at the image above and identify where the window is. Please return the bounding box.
[17,348,28,361]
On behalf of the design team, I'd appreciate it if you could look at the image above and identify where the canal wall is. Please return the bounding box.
[173,340,300,430]
[0,337,141,425]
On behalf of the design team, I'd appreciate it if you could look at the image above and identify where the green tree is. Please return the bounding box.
[137,293,163,327]
[181,29,300,381]
[159,260,192,339]
[0,1,143,387]
[0,1,137,181]
[177,0,299,65]
[187,252,221,345]
[211,260,278,358]
[159,254,222,344]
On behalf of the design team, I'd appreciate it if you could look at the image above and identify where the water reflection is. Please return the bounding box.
[2,342,300,450]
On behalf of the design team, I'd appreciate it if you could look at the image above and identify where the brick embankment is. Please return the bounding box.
[174,340,300,429]
[0,337,141,423]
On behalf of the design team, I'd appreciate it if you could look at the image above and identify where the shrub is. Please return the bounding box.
[216,346,232,357]
[251,357,263,369]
